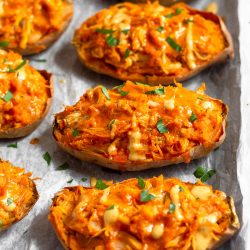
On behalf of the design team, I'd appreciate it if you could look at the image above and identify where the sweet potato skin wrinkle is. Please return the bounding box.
[53,81,228,171]
[0,160,38,231]
[0,50,53,138]
[0,0,73,55]
[73,2,233,85]
[49,176,240,250]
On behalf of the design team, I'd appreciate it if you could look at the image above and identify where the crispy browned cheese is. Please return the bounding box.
[0,160,38,231]
[49,176,240,250]
[53,81,227,171]
[0,0,73,55]
[0,50,53,138]
[73,2,233,85]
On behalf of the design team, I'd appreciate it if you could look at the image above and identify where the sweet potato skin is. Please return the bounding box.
[74,3,233,85]
[0,70,53,139]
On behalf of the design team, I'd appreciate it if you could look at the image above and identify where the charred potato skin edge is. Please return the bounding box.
[73,5,234,85]
[49,186,240,250]
[52,102,228,171]
[0,70,54,139]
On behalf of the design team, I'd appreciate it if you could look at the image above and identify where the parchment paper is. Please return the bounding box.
[0,0,244,249]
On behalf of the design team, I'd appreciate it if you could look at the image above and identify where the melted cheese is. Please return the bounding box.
[186,20,196,70]
[170,185,184,221]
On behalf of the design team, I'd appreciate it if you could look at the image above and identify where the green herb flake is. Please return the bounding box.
[135,81,150,86]
[81,177,88,182]
[57,162,69,171]
[145,87,165,95]
[137,177,145,189]
[165,13,174,18]
[7,198,13,206]
[140,190,155,202]
[179,186,184,192]
[100,86,110,100]
[156,26,164,32]
[8,59,27,73]
[43,152,51,166]
[163,193,169,203]
[0,219,2,228]
[106,35,118,47]
[197,96,204,100]
[189,112,197,122]
[175,8,183,15]
[193,167,216,182]
[72,129,79,137]
[107,204,114,210]
[156,119,168,134]
[166,37,182,52]
[117,87,129,96]
[169,203,176,213]
[124,48,130,59]
[0,41,9,48]
[108,119,116,129]
[96,179,109,190]
[7,142,17,148]
[121,29,130,35]
[2,91,13,102]
[96,28,114,35]
[67,179,73,184]
[32,59,47,63]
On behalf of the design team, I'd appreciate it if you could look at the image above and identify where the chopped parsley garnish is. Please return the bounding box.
[117,87,129,96]
[140,190,155,202]
[0,41,9,48]
[106,35,118,47]
[57,162,69,171]
[0,219,2,228]
[107,204,114,210]
[193,167,216,182]
[31,59,47,63]
[179,186,184,192]
[96,28,114,34]
[7,197,13,206]
[43,152,51,166]
[156,119,168,133]
[166,37,182,52]
[8,59,27,73]
[145,87,165,95]
[108,119,116,129]
[165,8,183,18]
[169,203,176,213]
[101,86,110,100]
[165,13,174,18]
[81,177,88,182]
[197,96,204,100]
[67,179,73,184]
[156,26,164,32]
[96,179,109,190]
[135,81,150,86]
[137,177,145,189]
[121,29,130,35]
[2,91,13,102]
[124,48,130,59]
[72,129,79,137]
[164,192,169,203]
[7,142,18,148]
[189,112,197,122]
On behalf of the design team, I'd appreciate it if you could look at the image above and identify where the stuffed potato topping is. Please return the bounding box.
[73,2,233,85]
[0,50,53,138]
[0,160,38,231]
[49,175,240,250]
[0,0,73,55]
[53,81,227,171]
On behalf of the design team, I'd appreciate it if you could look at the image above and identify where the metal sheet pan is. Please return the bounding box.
[0,0,243,249]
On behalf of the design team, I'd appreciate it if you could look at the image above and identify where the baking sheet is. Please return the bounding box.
[0,0,244,249]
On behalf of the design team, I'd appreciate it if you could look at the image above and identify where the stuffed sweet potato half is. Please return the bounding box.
[49,175,240,250]
[0,50,53,138]
[53,81,228,171]
[73,2,233,85]
[0,0,73,55]
[0,160,38,231]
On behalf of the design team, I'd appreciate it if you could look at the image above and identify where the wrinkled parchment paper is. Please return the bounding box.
[0,0,245,249]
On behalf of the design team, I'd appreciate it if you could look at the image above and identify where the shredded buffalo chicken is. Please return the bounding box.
[0,50,51,132]
[74,2,228,79]
[54,81,227,166]
[49,176,235,250]
[0,160,37,230]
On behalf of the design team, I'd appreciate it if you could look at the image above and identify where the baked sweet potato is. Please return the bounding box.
[53,81,228,171]
[73,2,233,85]
[49,175,240,250]
[0,50,53,138]
[0,160,38,231]
[0,0,73,55]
